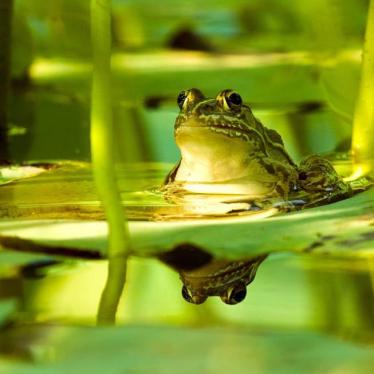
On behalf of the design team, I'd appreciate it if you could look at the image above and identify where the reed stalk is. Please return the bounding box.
[0,0,13,162]
[351,0,374,177]
[90,0,130,325]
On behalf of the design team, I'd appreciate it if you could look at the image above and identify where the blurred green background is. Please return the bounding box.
[7,0,368,163]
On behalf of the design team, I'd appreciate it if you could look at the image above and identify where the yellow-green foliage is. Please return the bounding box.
[352,0,374,176]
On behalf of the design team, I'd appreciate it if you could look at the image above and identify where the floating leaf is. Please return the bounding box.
[0,187,373,261]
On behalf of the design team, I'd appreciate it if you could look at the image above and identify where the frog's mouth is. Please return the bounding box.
[175,115,268,157]
[175,116,253,142]
[175,120,253,158]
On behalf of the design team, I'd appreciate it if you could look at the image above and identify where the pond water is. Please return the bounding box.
[0,162,373,351]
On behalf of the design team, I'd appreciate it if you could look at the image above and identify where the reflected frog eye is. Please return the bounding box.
[181,285,193,303]
[177,88,205,111]
[181,286,207,304]
[220,284,247,305]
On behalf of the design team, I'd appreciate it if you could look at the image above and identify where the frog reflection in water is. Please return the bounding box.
[165,89,351,305]
[180,255,268,305]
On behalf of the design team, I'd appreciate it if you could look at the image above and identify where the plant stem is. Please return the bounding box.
[0,0,13,162]
[351,0,374,177]
[90,0,130,325]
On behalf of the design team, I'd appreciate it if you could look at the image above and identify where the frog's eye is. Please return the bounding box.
[217,89,243,111]
[181,286,207,304]
[181,285,192,302]
[220,284,247,305]
[227,92,242,107]
[177,88,205,111]
[177,90,188,109]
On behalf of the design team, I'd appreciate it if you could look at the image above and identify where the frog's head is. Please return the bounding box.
[174,88,267,163]
[173,89,270,184]
[179,256,267,305]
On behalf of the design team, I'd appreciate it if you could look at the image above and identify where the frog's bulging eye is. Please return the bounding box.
[181,286,207,304]
[181,285,193,302]
[177,90,188,109]
[221,284,247,305]
[217,89,243,111]
[177,88,205,111]
[227,92,242,107]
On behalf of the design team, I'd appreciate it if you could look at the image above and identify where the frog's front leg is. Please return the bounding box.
[247,157,299,211]
[260,157,298,198]
[297,155,352,205]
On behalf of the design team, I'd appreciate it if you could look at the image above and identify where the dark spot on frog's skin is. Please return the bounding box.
[265,128,284,146]
[158,243,213,272]
[275,184,285,196]
[262,162,275,174]
[299,171,308,180]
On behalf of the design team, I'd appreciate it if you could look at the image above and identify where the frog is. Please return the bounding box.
[164,88,352,305]
[165,88,351,205]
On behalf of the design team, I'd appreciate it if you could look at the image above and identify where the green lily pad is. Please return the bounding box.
[0,186,372,261]
[0,161,373,261]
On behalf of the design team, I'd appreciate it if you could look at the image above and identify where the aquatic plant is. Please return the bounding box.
[0,0,13,161]
[352,0,374,177]
[90,0,130,325]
